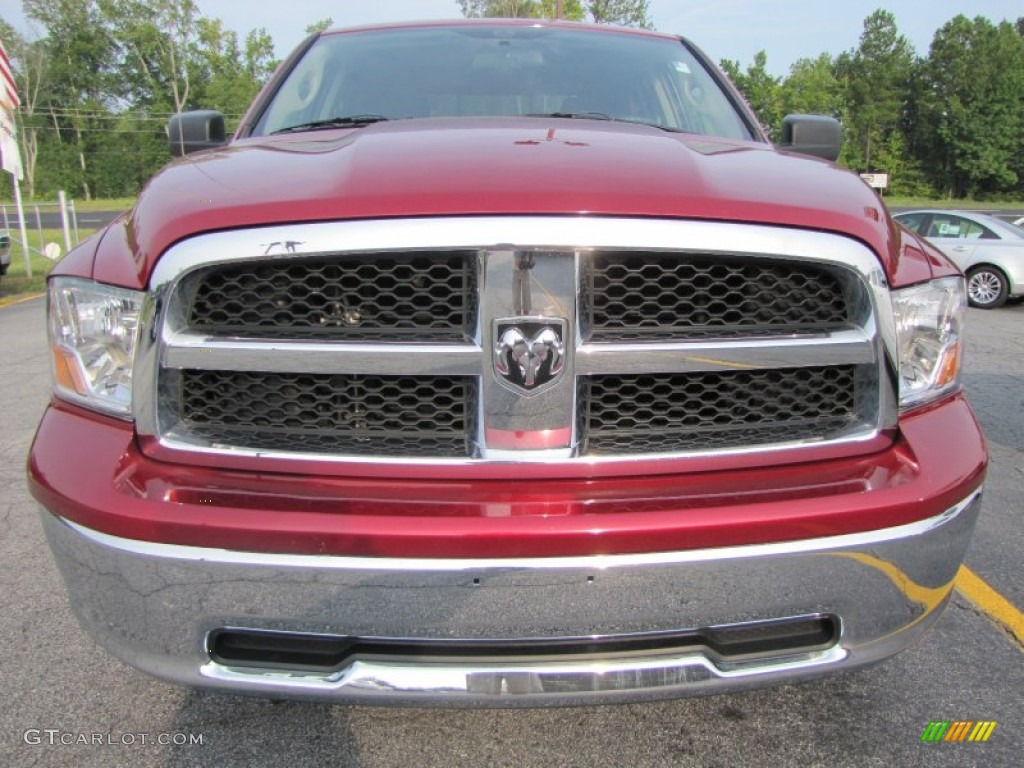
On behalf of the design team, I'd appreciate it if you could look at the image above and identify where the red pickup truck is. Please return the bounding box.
[30,20,986,706]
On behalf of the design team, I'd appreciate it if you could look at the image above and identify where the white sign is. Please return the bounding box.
[860,173,889,190]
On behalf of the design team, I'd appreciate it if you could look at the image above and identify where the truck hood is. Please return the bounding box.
[117,117,918,286]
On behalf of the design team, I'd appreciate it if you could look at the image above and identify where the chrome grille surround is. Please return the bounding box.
[136,217,898,475]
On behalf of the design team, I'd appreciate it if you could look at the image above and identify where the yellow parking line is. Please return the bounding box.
[830,553,1023,651]
[840,552,951,607]
[0,291,44,308]
[955,565,1024,649]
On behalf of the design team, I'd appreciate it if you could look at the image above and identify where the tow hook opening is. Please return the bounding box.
[207,614,840,673]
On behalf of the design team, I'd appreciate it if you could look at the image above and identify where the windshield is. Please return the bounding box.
[254,26,754,140]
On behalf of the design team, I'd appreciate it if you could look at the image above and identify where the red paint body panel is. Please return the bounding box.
[87,213,141,286]
[35,20,974,564]
[28,395,986,558]
[94,119,939,292]
[50,230,102,280]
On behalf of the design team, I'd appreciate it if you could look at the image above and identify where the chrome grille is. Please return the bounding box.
[583,252,849,340]
[141,217,894,472]
[186,251,476,340]
[170,370,475,458]
[582,366,857,455]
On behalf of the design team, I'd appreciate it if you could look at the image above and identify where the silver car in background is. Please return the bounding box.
[894,210,1024,308]
[0,230,11,278]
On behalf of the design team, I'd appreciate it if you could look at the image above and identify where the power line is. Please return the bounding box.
[18,109,248,120]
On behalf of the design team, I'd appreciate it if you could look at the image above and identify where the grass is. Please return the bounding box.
[0,228,97,302]
[64,197,136,213]
[883,196,1024,209]
[52,196,1024,213]
[0,197,136,214]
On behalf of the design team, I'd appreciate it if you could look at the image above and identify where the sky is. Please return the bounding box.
[1,0,1022,76]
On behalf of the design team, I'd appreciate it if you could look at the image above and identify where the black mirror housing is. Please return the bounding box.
[778,115,842,162]
[168,111,228,157]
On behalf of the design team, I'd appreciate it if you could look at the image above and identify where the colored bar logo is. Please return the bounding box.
[921,721,997,742]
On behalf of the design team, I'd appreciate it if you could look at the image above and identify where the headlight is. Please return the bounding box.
[48,277,143,418]
[891,276,965,409]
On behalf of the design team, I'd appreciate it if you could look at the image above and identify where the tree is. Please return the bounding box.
[23,0,118,200]
[721,51,782,138]
[457,1,649,27]
[586,0,651,28]
[243,28,277,87]
[778,54,842,118]
[7,0,281,200]
[912,15,1024,197]
[193,19,248,119]
[836,10,914,173]
[100,0,200,114]
[305,18,333,35]
[540,0,584,19]
[458,0,542,17]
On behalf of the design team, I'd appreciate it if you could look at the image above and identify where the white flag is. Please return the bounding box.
[0,40,22,179]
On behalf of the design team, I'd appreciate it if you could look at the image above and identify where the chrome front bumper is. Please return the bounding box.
[40,489,982,707]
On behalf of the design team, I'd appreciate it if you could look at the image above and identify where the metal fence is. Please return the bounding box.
[0,193,80,277]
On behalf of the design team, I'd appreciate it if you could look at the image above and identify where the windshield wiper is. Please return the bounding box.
[525,112,685,133]
[526,111,613,121]
[271,114,390,135]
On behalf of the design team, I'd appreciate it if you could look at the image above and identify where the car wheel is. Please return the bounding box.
[966,266,1008,309]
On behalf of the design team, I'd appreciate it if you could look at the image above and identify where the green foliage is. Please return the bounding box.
[2,0,279,200]
[457,0,649,26]
[539,0,585,20]
[458,0,543,17]
[912,15,1024,198]
[586,1,651,28]
[305,18,333,35]
[778,54,841,117]
[720,51,782,139]
[719,7,1024,199]
[837,10,915,174]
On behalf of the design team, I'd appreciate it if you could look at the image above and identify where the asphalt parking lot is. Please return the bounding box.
[1,295,1021,767]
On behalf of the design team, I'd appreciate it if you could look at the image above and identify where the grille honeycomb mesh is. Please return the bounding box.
[177,370,474,457]
[584,252,849,340]
[187,252,475,340]
[583,366,856,454]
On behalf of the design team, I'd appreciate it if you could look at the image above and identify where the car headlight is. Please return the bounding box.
[891,276,965,409]
[48,277,143,418]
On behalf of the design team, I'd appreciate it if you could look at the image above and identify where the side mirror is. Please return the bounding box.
[168,110,227,157]
[778,115,841,161]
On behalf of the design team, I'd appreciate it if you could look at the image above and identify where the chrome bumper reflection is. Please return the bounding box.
[203,644,848,699]
[40,488,982,706]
